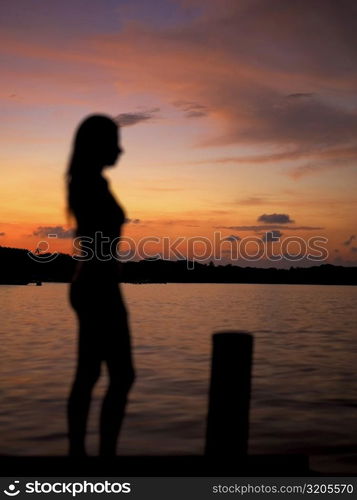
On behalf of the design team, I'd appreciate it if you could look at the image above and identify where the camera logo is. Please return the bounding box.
[3,481,20,496]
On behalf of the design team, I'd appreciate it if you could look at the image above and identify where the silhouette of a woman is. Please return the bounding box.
[67,115,134,457]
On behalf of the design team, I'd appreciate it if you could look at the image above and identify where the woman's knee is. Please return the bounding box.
[74,364,101,390]
[109,367,135,393]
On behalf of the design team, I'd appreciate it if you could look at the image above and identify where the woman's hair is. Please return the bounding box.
[67,114,118,179]
[67,114,118,215]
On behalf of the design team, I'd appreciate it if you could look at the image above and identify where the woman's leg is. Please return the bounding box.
[99,358,134,456]
[68,323,102,456]
[99,308,135,457]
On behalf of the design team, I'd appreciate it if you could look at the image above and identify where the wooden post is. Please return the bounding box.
[205,331,253,458]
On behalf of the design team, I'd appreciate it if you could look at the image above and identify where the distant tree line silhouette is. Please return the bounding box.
[0,246,356,285]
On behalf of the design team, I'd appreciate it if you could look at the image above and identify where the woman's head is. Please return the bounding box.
[68,115,122,179]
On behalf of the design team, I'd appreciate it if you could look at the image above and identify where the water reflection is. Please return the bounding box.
[1,283,357,472]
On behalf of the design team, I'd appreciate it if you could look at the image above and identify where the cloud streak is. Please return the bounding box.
[173,100,209,118]
[115,108,160,127]
[32,226,74,239]
[258,213,294,224]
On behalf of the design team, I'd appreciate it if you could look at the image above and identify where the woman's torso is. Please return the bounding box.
[69,174,125,283]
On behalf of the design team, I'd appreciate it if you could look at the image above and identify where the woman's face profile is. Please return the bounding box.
[104,128,123,168]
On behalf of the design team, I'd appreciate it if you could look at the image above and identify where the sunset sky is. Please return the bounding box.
[1,0,356,266]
